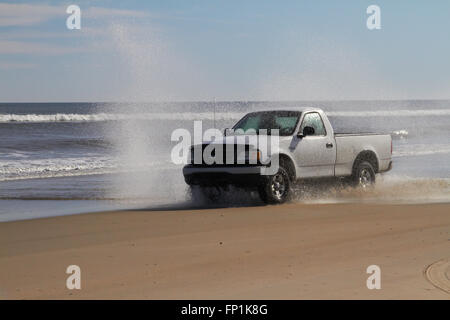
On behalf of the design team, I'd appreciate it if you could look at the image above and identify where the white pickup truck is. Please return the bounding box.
[183,108,392,204]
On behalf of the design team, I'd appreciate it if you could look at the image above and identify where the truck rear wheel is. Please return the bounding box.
[352,161,376,188]
[258,166,291,204]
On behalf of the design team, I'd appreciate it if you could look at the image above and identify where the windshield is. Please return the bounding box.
[232,111,301,136]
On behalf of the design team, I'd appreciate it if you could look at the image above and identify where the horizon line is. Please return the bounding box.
[1,98,450,104]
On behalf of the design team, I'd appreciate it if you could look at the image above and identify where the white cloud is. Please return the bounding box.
[0,3,149,59]
[0,3,147,27]
[0,30,79,40]
[84,7,148,19]
[0,40,88,55]
[0,27,112,41]
[0,3,62,27]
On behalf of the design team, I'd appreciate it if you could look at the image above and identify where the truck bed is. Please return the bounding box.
[334,133,392,176]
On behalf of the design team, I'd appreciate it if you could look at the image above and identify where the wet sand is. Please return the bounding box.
[0,202,449,299]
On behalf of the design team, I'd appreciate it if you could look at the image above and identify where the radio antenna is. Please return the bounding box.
[213,97,217,129]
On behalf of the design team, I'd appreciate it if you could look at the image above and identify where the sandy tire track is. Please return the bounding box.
[425,258,450,294]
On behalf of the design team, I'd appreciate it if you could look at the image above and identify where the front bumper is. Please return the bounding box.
[183,165,264,186]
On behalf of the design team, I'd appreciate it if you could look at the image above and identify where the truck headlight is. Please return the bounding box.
[244,150,261,164]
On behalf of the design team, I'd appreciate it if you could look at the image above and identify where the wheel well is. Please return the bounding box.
[278,154,296,181]
[352,150,379,174]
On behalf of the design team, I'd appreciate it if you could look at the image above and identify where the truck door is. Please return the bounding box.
[290,112,336,178]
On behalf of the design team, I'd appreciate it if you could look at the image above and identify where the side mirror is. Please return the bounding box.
[297,126,315,138]
[223,128,230,136]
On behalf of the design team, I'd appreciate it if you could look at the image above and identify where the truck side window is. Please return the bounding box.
[300,113,326,136]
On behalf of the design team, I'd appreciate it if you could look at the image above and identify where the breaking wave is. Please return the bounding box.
[0,156,118,181]
[0,156,172,182]
[327,109,450,117]
[391,129,408,139]
[1,109,449,123]
[0,112,242,123]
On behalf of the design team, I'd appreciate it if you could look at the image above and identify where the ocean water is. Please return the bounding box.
[0,100,449,221]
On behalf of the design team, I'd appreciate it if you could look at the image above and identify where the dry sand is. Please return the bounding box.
[0,202,449,299]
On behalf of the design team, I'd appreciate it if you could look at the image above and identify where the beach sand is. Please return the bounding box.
[0,202,449,299]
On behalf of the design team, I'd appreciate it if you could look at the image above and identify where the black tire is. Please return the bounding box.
[258,165,291,204]
[351,161,376,188]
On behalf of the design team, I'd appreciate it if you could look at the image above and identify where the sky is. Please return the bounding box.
[0,0,449,102]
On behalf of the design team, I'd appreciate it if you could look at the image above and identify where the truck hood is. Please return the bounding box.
[202,134,284,147]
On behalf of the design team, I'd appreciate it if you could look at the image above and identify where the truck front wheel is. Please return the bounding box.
[258,166,291,204]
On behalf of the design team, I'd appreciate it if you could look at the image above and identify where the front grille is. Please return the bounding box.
[190,144,260,166]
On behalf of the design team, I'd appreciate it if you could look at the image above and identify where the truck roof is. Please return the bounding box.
[249,107,324,114]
